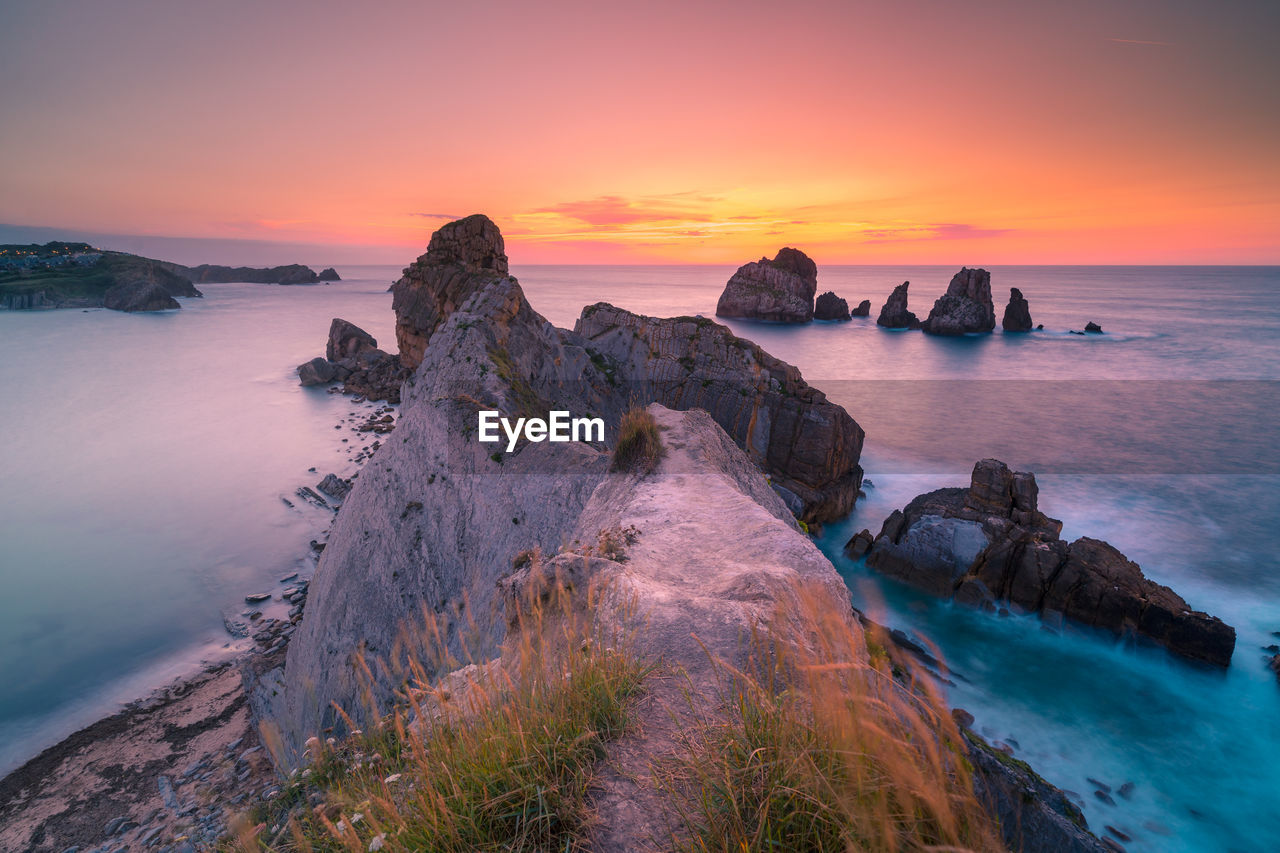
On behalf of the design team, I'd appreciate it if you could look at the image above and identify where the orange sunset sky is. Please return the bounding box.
[1,0,1277,265]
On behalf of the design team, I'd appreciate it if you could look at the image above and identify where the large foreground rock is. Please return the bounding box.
[297,318,408,402]
[1002,287,1033,331]
[876,281,920,328]
[858,459,1236,666]
[923,268,995,335]
[715,247,817,323]
[102,279,180,312]
[326,317,379,361]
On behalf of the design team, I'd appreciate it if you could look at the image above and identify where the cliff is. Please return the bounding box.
[0,248,201,311]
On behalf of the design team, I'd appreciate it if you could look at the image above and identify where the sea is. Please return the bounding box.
[1,264,1277,852]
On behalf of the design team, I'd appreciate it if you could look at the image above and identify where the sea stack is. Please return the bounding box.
[1002,287,1033,331]
[715,247,817,323]
[876,281,920,329]
[851,299,872,317]
[923,268,996,335]
[814,291,851,321]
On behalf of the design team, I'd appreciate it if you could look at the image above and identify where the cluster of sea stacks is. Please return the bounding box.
[714,246,1110,335]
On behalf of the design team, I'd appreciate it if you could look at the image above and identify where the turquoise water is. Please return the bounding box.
[2,263,1278,851]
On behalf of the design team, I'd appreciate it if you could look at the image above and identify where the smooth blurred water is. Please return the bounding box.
[2,263,1277,851]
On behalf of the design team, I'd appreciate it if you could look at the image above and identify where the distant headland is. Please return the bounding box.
[0,241,339,312]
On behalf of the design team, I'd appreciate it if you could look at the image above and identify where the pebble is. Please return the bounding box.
[239,746,262,761]
[158,775,179,811]
[244,592,271,603]
[280,572,298,582]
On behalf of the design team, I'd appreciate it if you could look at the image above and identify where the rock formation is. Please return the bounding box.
[1085,321,1103,333]
[296,318,408,401]
[1002,287,1033,331]
[574,304,864,522]
[923,268,996,335]
[390,213,510,369]
[102,279,180,312]
[857,459,1236,667]
[714,247,818,323]
[851,299,871,317]
[326,318,378,361]
[317,267,341,281]
[876,281,920,329]
[178,263,321,284]
[266,215,868,754]
[814,291,851,321]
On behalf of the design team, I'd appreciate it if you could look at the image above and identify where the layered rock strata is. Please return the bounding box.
[923,267,996,335]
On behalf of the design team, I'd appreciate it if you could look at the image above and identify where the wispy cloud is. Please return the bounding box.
[409,212,460,219]
[860,223,1012,243]
[1107,37,1175,47]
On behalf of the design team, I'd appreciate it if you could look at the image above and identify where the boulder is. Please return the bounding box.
[391,213,510,369]
[876,282,920,329]
[297,357,336,386]
[1085,321,1103,334]
[317,267,341,281]
[814,291,851,321]
[326,318,379,361]
[316,474,351,501]
[851,299,871,317]
[714,247,818,323]
[1002,287,1033,332]
[861,458,1236,667]
[102,280,180,312]
[923,268,996,335]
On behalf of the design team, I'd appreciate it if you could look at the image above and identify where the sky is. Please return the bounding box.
[1,0,1277,265]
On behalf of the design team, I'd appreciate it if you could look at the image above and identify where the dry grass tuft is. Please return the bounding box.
[663,586,1001,853]
[611,406,664,474]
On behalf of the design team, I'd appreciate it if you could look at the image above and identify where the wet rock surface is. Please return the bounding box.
[714,247,818,323]
[813,290,851,321]
[1002,286,1034,331]
[861,458,1236,666]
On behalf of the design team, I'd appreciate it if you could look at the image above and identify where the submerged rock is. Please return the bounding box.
[814,291,851,321]
[923,268,996,335]
[851,299,872,317]
[102,280,180,312]
[715,247,818,323]
[876,281,920,329]
[1002,287,1033,332]
[862,458,1236,667]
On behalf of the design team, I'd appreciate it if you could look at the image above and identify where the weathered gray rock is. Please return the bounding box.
[326,318,378,361]
[715,247,817,323]
[102,280,180,312]
[1002,287,1033,331]
[814,291,851,321]
[862,459,1236,666]
[876,281,920,329]
[315,474,351,501]
[575,304,864,522]
[923,268,995,335]
[391,213,510,369]
[296,357,336,386]
[851,299,871,317]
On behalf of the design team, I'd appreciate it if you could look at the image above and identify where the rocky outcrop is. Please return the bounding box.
[923,268,995,335]
[574,304,864,522]
[179,263,320,284]
[814,291,851,321]
[326,318,378,361]
[876,281,920,328]
[317,267,341,281]
[296,318,408,401]
[102,279,180,312]
[859,459,1236,667]
[390,213,510,369]
[316,473,351,501]
[1085,321,1103,334]
[1002,287,1033,331]
[268,215,869,753]
[714,247,818,323]
[851,299,871,317]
